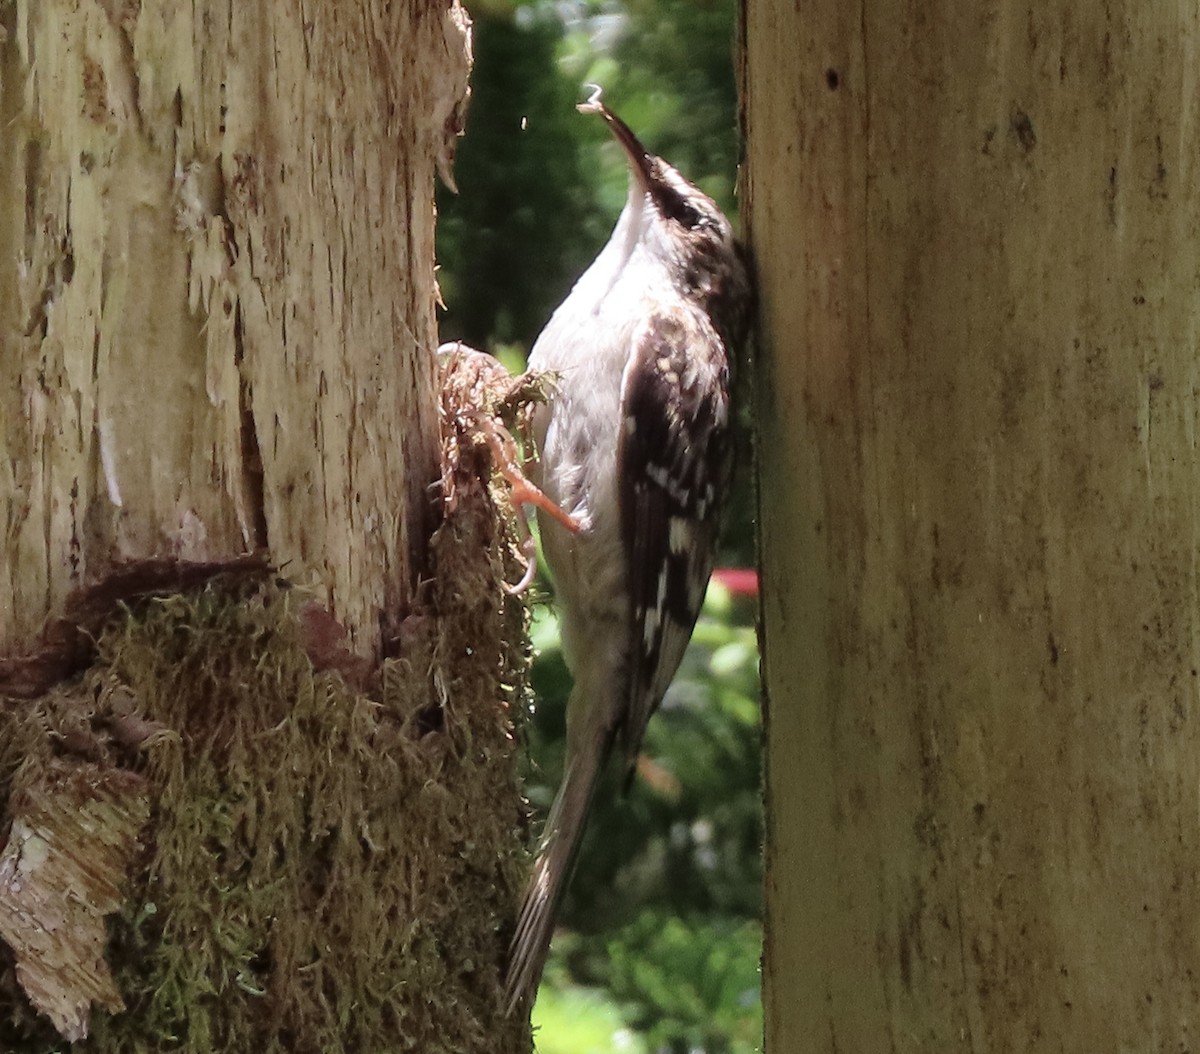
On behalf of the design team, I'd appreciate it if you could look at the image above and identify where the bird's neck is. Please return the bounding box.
[572,182,655,310]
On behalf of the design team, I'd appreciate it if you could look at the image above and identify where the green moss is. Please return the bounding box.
[0,349,545,1054]
[0,518,532,1053]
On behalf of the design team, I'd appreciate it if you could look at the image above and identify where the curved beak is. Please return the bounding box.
[578,86,652,192]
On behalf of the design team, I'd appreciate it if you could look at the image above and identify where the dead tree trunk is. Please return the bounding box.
[746,1,1200,1050]
[0,3,531,1051]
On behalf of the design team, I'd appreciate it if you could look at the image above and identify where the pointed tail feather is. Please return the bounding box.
[504,732,609,1015]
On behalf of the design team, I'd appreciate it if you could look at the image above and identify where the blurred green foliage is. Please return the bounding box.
[436,7,607,347]
[435,1,759,1051]
[437,0,742,346]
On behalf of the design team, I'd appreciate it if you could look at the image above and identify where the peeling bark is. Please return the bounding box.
[0,0,472,654]
[0,760,149,1041]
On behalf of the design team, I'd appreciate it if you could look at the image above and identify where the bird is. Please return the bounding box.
[504,87,753,1013]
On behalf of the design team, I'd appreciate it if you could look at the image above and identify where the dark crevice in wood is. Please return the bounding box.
[0,554,271,699]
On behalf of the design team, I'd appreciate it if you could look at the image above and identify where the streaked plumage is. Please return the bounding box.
[505,90,752,1014]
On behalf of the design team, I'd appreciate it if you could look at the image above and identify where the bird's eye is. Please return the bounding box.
[657,187,705,230]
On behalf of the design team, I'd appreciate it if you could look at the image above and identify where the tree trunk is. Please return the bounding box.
[1,3,530,1051]
[0,0,461,648]
[745,2,1200,1050]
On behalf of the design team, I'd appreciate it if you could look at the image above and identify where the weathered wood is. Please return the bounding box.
[0,0,471,653]
[0,5,541,1051]
[0,760,149,1041]
[746,2,1200,1049]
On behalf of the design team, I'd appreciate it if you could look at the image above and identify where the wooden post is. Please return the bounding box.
[746,3,1200,1048]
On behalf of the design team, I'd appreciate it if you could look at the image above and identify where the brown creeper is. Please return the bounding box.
[505,88,753,1012]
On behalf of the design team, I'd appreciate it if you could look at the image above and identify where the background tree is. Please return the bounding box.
[0,3,532,1051]
[746,1,1200,1049]
[436,6,600,348]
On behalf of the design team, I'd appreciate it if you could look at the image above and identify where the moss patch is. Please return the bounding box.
[0,357,536,1053]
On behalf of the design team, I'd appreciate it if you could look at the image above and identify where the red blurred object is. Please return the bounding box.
[712,568,759,596]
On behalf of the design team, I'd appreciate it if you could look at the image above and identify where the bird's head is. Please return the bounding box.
[579,88,751,347]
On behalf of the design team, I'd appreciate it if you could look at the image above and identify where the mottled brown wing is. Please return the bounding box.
[617,307,732,765]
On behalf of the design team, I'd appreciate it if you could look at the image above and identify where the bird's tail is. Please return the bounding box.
[504,725,610,1015]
